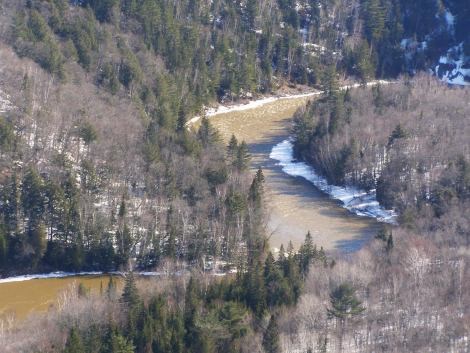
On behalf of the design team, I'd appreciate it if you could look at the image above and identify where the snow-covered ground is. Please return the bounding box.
[0,269,230,283]
[270,139,397,224]
[434,43,470,86]
[401,9,470,86]
[0,89,13,113]
[0,271,105,284]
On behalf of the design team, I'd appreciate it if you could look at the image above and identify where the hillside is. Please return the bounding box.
[0,1,468,353]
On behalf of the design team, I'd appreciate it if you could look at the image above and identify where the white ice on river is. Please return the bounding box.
[270,139,397,224]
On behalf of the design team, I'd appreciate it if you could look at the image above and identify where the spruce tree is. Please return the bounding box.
[63,327,85,353]
[327,283,365,320]
[262,315,280,353]
[234,141,251,171]
[227,134,238,161]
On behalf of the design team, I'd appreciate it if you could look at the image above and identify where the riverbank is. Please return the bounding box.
[208,92,382,252]
[270,139,397,224]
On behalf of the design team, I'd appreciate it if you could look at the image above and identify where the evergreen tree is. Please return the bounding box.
[364,0,386,44]
[262,315,280,353]
[198,117,220,147]
[121,272,141,340]
[234,141,251,171]
[121,272,140,309]
[184,278,196,347]
[327,283,365,320]
[298,231,317,277]
[227,134,239,161]
[63,327,85,353]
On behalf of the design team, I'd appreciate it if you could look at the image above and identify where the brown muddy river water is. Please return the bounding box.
[208,94,381,252]
[0,275,122,320]
[0,93,381,320]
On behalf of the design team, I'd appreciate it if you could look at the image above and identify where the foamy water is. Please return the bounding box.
[270,139,397,224]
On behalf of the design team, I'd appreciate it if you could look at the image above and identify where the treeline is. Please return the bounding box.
[1,232,326,353]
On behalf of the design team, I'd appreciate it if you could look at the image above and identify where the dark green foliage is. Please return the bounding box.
[327,283,365,320]
[0,117,15,152]
[263,315,280,353]
[63,328,85,353]
[233,141,251,171]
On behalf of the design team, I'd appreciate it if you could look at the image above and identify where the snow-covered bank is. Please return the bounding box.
[270,139,397,224]
[0,271,105,284]
[0,269,228,283]
[187,80,393,126]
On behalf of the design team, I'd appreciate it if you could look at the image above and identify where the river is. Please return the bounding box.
[208,94,382,252]
[0,89,384,320]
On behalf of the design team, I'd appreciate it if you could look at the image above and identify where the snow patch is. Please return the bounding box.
[435,43,470,86]
[0,89,13,113]
[269,139,397,224]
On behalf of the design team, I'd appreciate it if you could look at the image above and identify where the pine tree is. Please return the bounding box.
[234,141,251,171]
[107,275,117,299]
[262,315,280,353]
[63,327,85,353]
[364,0,386,44]
[198,117,220,147]
[184,277,199,352]
[386,234,394,253]
[22,167,45,225]
[249,168,265,206]
[227,134,238,161]
[29,222,47,267]
[121,272,140,309]
[264,252,289,307]
[327,283,365,320]
[245,260,267,316]
[176,105,187,132]
[121,272,141,340]
[299,231,316,277]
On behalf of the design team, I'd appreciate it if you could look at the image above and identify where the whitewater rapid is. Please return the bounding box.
[269,139,397,224]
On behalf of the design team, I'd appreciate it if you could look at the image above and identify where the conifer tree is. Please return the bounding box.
[263,315,280,353]
[327,283,365,320]
[184,277,200,352]
[63,327,85,353]
[227,134,239,161]
[234,141,251,171]
[299,231,316,277]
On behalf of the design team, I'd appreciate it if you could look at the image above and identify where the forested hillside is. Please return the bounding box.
[287,76,470,351]
[2,0,325,275]
[292,75,470,228]
[0,0,469,352]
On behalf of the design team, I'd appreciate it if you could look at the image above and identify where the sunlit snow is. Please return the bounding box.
[270,139,397,224]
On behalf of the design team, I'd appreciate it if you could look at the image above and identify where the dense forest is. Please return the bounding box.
[0,0,469,352]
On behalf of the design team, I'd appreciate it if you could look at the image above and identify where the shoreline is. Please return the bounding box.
[269,140,397,224]
[186,80,393,126]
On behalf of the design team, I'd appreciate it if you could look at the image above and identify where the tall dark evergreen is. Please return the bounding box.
[262,315,280,353]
